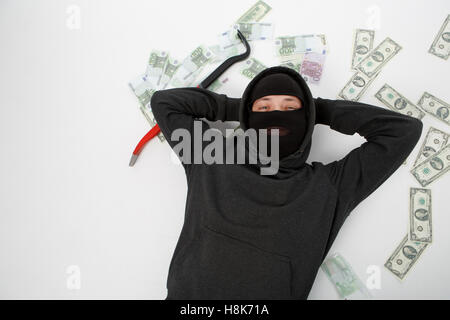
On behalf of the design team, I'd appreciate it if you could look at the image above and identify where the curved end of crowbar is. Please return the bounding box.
[235,29,251,60]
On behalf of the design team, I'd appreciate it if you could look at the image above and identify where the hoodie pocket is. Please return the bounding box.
[169,224,293,300]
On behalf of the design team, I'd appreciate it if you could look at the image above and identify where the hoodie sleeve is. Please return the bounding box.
[150,87,241,173]
[313,97,423,245]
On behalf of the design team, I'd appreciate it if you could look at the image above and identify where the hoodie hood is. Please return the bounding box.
[238,65,316,175]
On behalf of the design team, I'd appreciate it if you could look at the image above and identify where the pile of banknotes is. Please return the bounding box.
[339,14,449,102]
[349,17,449,281]
[384,124,449,281]
[367,19,449,283]
[326,17,450,288]
[128,0,329,141]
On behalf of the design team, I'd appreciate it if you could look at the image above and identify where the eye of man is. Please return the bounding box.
[257,104,300,111]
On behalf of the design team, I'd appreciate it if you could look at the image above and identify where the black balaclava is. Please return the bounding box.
[247,72,308,159]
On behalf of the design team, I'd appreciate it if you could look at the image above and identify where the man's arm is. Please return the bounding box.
[150,87,241,174]
[314,97,423,253]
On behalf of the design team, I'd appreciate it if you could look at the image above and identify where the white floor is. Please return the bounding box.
[0,0,449,299]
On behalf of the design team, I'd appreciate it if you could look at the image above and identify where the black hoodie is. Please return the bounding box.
[150,65,423,300]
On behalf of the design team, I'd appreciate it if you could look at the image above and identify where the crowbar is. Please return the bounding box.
[129,28,251,166]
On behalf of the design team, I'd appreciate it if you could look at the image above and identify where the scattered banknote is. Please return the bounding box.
[278,52,304,71]
[208,42,245,64]
[169,45,215,88]
[279,59,303,72]
[409,188,432,243]
[274,34,327,57]
[235,22,274,41]
[355,37,402,78]
[219,23,274,50]
[321,253,372,299]
[240,57,267,79]
[375,84,425,119]
[410,143,450,187]
[413,127,449,167]
[417,92,450,127]
[128,73,165,142]
[159,56,181,89]
[338,70,380,101]
[428,14,450,60]
[351,29,375,70]
[300,51,326,85]
[129,73,155,108]
[385,235,428,280]
[146,49,169,87]
[235,0,272,23]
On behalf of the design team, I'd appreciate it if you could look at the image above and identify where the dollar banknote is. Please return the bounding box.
[351,29,375,70]
[410,143,450,187]
[409,188,432,243]
[235,0,272,23]
[128,73,165,142]
[375,84,425,119]
[169,45,215,88]
[274,34,327,57]
[338,70,380,101]
[428,14,450,60]
[146,49,169,87]
[158,56,181,90]
[300,51,326,85]
[129,73,155,108]
[417,92,450,127]
[384,235,428,280]
[413,127,449,167]
[240,57,267,79]
[356,37,402,78]
[321,253,372,299]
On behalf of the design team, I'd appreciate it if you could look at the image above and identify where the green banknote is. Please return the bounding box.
[235,0,272,23]
[321,253,372,299]
[413,127,449,167]
[385,235,428,280]
[351,29,375,70]
[375,84,425,119]
[417,92,450,127]
[410,143,450,187]
[240,57,267,79]
[409,187,432,243]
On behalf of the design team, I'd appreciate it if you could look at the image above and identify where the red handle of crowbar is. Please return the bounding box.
[128,85,200,167]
